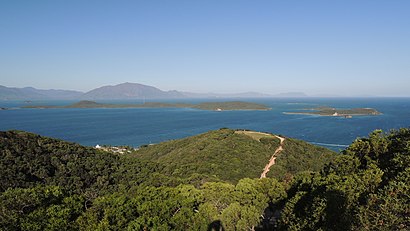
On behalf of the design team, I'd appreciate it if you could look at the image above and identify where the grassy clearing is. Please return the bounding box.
[234,130,275,141]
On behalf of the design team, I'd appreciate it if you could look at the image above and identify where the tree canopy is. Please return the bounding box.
[1,128,408,230]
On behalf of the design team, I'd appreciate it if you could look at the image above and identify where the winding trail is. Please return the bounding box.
[234,130,286,179]
[260,135,285,179]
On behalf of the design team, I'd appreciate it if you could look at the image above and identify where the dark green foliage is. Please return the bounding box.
[0,130,162,195]
[279,128,410,230]
[267,137,336,181]
[2,128,408,230]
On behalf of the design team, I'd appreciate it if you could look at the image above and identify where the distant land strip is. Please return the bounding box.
[284,106,381,117]
[22,100,271,111]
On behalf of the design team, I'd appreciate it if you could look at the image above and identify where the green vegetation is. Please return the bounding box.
[131,129,276,183]
[1,128,408,230]
[23,100,270,111]
[279,129,410,230]
[192,101,270,110]
[267,138,336,181]
[0,131,166,194]
[235,130,278,141]
[130,129,335,183]
[284,106,381,117]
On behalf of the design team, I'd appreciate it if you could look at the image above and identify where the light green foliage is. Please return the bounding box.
[0,185,84,231]
[202,178,287,230]
[202,182,235,212]
[221,202,260,231]
[234,178,269,210]
[76,194,138,231]
[259,177,287,204]
[75,179,287,230]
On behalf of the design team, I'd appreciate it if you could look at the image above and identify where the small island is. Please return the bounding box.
[23,100,271,111]
[284,106,381,118]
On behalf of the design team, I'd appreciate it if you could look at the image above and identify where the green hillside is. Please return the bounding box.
[0,130,166,194]
[1,128,408,230]
[267,138,337,180]
[279,129,410,230]
[130,129,336,183]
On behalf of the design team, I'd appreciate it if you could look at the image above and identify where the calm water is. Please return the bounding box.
[1,98,409,152]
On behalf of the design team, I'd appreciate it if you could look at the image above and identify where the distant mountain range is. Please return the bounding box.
[0,85,83,100]
[181,91,275,98]
[81,82,184,99]
[0,83,308,100]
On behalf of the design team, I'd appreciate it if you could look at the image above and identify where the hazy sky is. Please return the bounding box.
[1,1,409,96]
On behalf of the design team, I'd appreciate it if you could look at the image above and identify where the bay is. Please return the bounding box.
[1,97,409,151]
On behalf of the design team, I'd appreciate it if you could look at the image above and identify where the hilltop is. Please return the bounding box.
[129,128,336,183]
[81,82,185,99]
[0,128,336,189]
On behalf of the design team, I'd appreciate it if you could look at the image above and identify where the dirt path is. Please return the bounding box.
[234,130,286,178]
[260,135,285,179]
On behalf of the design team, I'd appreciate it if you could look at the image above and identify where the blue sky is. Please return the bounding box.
[1,0,409,96]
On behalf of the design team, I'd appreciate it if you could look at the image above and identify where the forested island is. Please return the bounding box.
[1,128,408,230]
[23,100,271,111]
[284,106,381,117]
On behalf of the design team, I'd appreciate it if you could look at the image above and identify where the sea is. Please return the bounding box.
[1,98,409,152]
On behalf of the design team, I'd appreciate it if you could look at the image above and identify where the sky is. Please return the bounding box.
[0,0,409,96]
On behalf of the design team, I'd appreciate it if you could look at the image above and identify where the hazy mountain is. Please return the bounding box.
[81,82,185,99]
[181,91,274,98]
[273,92,308,97]
[0,82,308,100]
[182,91,309,98]
[0,85,83,100]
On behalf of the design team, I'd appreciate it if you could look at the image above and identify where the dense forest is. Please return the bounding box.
[130,129,335,183]
[0,128,408,230]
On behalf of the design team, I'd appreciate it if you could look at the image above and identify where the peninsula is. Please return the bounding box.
[23,100,271,111]
[284,106,381,117]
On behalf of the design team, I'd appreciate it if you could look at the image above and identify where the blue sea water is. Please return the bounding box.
[1,98,409,152]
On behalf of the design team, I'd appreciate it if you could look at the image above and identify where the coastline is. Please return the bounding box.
[22,100,272,111]
[283,106,382,117]
[283,111,382,117]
